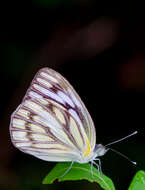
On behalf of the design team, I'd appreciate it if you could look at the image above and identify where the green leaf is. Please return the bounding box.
[128,170,145,190]
[43,162,115,190]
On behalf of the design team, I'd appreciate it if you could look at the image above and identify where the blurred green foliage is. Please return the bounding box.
[128,170,145,190]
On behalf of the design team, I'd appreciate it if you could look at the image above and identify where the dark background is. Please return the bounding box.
[0,1,145,190]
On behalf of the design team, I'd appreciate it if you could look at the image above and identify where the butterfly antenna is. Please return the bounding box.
[109,148,137,165]
[105,131,138,147]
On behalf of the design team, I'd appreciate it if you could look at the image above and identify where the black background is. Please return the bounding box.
[0,1,145,190]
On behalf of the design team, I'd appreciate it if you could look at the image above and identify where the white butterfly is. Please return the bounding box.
[9,68,137,171]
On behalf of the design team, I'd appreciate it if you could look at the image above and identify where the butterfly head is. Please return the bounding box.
[95,144,108,157]
[94,144,108,158]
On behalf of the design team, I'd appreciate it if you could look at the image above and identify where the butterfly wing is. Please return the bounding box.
[10,68,96,162]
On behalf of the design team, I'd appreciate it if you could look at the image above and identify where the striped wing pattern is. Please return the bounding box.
[10,68,96,162]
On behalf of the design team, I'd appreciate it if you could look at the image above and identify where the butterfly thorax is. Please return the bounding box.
[77,144,108,163]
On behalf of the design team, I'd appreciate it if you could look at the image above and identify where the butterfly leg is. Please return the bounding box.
[59,162,74,178]
[91,160,101,180]
[94,158,102,173]
[92,161,99,172]
[90,161,94,180]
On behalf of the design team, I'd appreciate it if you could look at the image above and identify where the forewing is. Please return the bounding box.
[10,67,96,161]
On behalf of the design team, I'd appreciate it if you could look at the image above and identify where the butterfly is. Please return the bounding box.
[9,67,137,172]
